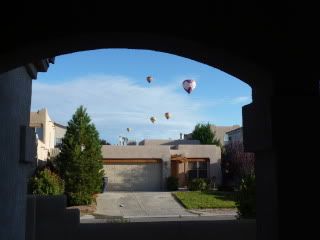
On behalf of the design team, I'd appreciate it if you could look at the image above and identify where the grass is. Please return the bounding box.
[173,190,236,209]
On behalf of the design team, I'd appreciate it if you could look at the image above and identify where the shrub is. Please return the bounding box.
[221,141,255,188]
[68,192,93,206]
[188,178,207,191]
[166,176,179,191]
[29,168,64,196]
[235,174,256,219]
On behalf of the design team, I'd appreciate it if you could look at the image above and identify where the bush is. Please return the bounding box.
[29,168,64,196]
[188,178,208,191]
[68,192,93,206]
[235,174,256,219]
[166,176,179,191]
[221,141,255,188]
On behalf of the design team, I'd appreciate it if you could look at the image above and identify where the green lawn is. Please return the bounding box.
[173,191,236,209]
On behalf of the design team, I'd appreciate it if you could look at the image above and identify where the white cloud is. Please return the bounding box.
[31,75,251,144]
[32,75,208,144]
[229,96,251,104]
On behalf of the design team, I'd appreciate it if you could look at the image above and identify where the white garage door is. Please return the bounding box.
[103,163,162,191]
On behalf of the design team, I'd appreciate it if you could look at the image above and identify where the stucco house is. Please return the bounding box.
[225,127,243,144]
[54,122,67,147]
[102,139,221,191]
[29,108,66,164]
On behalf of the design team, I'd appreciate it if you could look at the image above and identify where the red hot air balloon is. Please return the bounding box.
[182,79,197,94]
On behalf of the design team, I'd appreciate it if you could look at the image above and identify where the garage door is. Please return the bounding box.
[103,162,162,191]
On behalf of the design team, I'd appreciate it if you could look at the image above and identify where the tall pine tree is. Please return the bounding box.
[56,106,104,205]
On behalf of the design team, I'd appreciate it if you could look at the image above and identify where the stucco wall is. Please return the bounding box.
[226,128,243,143]
[37,139,49,161]
[31,109,56,161]
[102,146,171,189]
[171,145,222,184]
[42,109,55,150]
[102,144,222,186]
[139,139,200,146]
[0,66,36,240]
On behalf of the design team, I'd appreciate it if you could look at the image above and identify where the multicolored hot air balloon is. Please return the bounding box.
[165,112,171,119]
[127,128,131,132]
[146,76,153,83]
[150,116,156,123]
[182,79,196,94]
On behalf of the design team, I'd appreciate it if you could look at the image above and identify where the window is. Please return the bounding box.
[35,128,43,141]
[55,137,63,147]
[188,162,198,180]
[198,162,208,178]
[224,134,229,142]
[188,161,208,180]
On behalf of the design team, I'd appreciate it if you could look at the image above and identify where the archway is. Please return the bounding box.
[1,32,280,240]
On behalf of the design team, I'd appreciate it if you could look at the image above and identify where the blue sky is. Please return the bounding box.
[31,49,252,144]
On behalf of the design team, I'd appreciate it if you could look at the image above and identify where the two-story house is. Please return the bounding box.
[30,108,66,164]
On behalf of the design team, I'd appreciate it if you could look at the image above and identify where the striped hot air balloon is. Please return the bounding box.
[146,76,153,83]
[182,79,197,94]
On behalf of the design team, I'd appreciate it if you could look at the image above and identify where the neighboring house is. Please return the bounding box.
[127,141,137,145]
[184,124,240,146]
[225,127,243,144]
[101,139,221,191]
[29,108,66,163]
[139,139,201,147]
[54,122,67,147]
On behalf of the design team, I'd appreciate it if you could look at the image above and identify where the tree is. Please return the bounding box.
[191,123,221,146]
[100,139,110,145]
[221,141,255,188]
[56,106,104,205]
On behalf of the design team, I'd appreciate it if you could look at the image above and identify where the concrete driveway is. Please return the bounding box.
[95,192,196,218]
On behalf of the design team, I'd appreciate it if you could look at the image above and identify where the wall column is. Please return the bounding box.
[243,73,319,240]
[0,66,36,240]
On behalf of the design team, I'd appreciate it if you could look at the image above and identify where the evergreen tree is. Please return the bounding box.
[56,106,104,205]
[191,123,221,146]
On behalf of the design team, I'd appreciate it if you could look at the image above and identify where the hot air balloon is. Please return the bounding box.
[127,128,131,132]
[146,76,153,83]
[150,116,156,123]
[165,112,171,119]
[182,79,196,94]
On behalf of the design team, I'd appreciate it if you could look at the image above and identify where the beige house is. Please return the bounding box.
[225,127,243,143]
[30,108,66,163]
[102,139,221,191]
[54,122,67,147]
